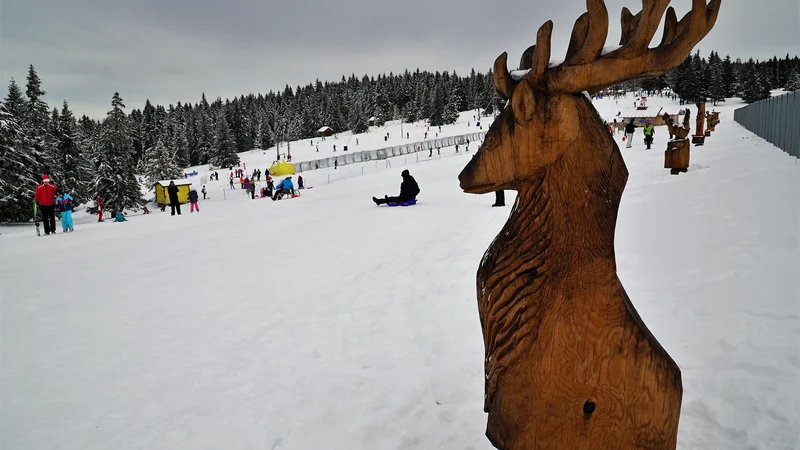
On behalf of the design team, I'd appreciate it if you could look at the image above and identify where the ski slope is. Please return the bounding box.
[2,95,799,450]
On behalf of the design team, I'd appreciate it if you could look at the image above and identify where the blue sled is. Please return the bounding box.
[387,199,417,207]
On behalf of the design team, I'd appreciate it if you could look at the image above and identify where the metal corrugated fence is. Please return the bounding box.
[733,90,799,159]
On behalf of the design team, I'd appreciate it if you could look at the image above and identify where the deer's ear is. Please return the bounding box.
[511,81,537,124]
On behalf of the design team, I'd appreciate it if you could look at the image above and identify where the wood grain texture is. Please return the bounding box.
[665,139,691,169]
[663,111,692,139]
[695,103,707,136]
[458,1,721,448]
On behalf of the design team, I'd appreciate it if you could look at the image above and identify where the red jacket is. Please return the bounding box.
[34,183,57,206]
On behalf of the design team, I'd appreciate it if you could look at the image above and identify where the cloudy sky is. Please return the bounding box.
[2,0,798,118]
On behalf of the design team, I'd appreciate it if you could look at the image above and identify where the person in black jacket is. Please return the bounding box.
[624,121,636,149]
[167,181,182,216]
[373,169,420,205]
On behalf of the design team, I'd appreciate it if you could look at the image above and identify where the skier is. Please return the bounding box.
[298,176,305,189]
[202,185,207,199]
[57,191,75,232]
[189,187,200,213]
[624,121,636,149]
[244,177,251,193]
[272,177,295,201]
[34,174,57,235]
[466,138,470,151]
[334,159,338,170]
[643,121,655,150]
[372,169,420,206]
[229,177,235,190]
[250,183,256,200]
[455,144,459,153]
[167,180,182,216]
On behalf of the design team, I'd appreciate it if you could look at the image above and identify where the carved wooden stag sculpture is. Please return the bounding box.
[458,1,720,448]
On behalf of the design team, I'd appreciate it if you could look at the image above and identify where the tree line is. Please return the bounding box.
[638,52,800,104]
[2,54,798,222]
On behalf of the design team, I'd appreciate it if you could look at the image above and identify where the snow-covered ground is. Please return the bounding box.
[2,95,799,450]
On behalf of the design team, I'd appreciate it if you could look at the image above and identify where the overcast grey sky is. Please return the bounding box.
[2,0,798,118]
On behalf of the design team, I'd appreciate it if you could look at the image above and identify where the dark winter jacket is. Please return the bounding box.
[188,190,198,203]
[398,170,420,201]
[167,183,180,203]
[625,123,636,134]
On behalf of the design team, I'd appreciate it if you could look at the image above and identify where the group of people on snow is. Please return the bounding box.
[622,120,655,150]
[33,174,78,234]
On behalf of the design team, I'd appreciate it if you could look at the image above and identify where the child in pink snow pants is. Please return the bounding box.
[188,188,200,213]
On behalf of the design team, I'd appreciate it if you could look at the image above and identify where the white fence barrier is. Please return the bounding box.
[294,131,487,173]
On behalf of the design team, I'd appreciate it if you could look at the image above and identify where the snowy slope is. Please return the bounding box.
[2,96,799,450]
[184,110,488,174]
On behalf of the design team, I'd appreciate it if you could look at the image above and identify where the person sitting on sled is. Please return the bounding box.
[373,169,419,206]
[114,211,127,222]
[272,176,295,201]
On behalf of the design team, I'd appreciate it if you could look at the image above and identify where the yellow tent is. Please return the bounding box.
[270,161,296,176]
[155,180,192,205]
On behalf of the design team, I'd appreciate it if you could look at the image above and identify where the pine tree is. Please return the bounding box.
[24,65,52,179]
[428,82,446,126]
[197,108,214,165]
[762,66,774,98]
[57,101,91,204]
[143,138,182,186]
[174,121,190,168]
[708,52,726,105]
[258,117,274,150]
[444,77,463,124]
[740,59,771,103]
[721,55,737,97]
[785,66,800,91]
[212,113,238,167]
[91,92,144,213]
[49,107,63,183]
[4,78,26,118]
[0,100,37,222]
[348,92,369,134]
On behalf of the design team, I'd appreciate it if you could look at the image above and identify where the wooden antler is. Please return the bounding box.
[546,0,721,93]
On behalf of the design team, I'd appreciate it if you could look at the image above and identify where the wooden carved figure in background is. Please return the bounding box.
[664,110,692,174]
[693,102,707,144]
[707,111,721,131]
[458,1,720,449]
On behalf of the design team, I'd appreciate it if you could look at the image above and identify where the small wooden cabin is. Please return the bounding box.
[318,126,334,137]
[155,180,192,205]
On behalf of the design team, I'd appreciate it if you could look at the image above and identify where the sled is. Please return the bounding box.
[387,199,417,207]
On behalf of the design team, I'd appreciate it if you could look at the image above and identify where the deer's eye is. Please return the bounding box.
[482,134,499,151]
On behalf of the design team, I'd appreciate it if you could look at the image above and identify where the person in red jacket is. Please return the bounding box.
[34,174,57,235]
[96,197,104,222]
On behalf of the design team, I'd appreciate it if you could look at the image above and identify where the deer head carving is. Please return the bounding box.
[459,1,720,449]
